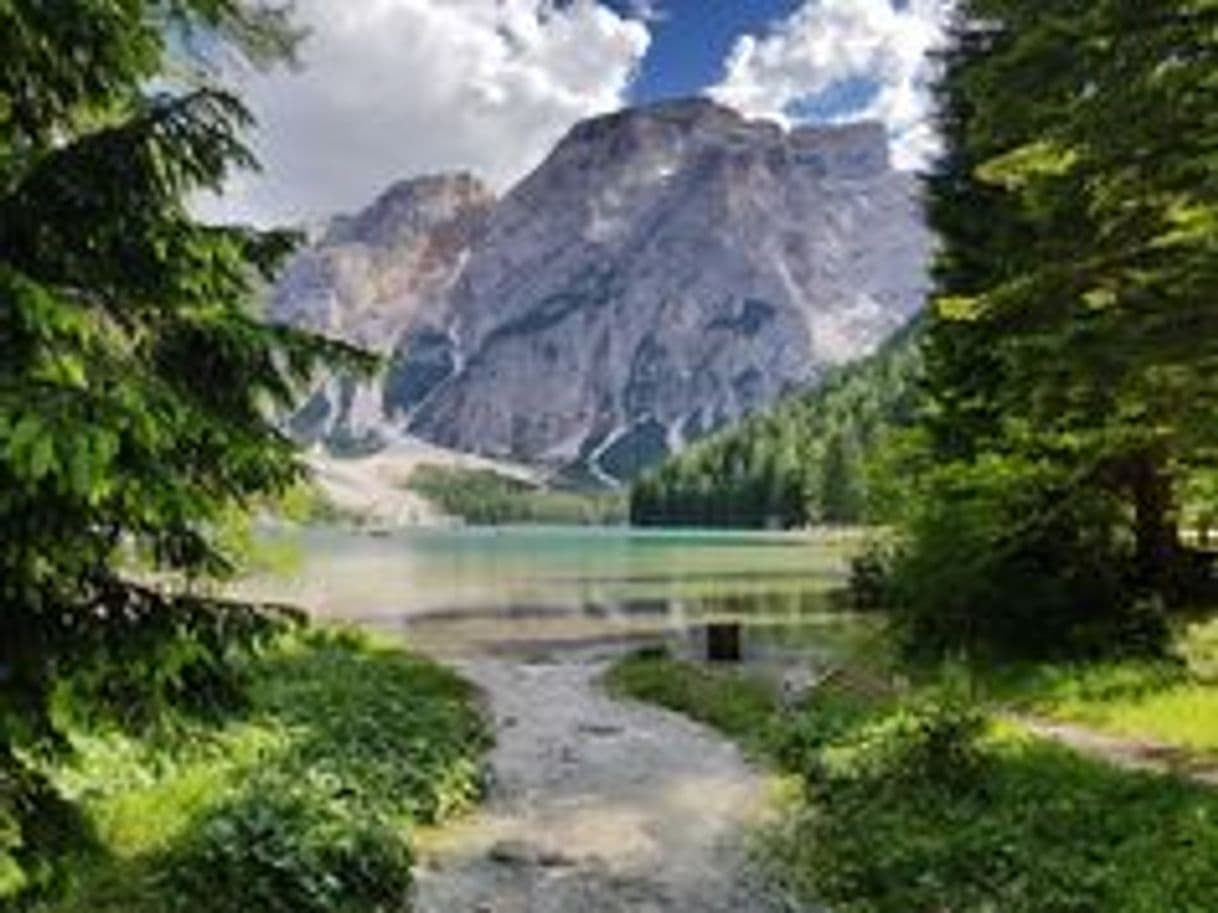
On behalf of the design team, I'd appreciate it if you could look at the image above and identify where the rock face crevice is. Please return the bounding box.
[272,98,931,481]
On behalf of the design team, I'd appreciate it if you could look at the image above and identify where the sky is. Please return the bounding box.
[206,0,948,227]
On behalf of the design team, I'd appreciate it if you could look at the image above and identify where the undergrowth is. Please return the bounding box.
[32,629,489,913]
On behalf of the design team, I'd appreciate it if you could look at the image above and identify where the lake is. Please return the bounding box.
[242,525,873,666]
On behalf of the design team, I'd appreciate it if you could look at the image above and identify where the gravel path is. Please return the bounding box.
[413,654,790,913]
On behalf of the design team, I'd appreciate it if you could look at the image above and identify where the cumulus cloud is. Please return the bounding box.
[205,0,649,226]
[709,0,949,171]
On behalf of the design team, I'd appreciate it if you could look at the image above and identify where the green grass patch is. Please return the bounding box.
[980,617,1218,755]
[604,651,782,753]
[760,719,1218,913]
[34,629,489,913]
[407,464,627,526]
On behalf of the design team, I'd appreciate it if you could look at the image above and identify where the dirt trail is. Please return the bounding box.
[414,654,792,913]
[1009,714,1218,787]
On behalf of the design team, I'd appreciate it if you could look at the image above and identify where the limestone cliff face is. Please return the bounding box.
[272,172,493,351]
[271,173,493,442]
[273,99,931,480]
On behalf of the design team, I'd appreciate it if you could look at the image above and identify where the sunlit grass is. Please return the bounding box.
[981,616,1218,755]
[605,650,781,753]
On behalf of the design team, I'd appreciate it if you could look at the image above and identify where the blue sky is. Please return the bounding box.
[601,0,806,103]
[210,0,946,226]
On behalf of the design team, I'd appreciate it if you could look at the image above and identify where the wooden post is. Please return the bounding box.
[706,623,742,663]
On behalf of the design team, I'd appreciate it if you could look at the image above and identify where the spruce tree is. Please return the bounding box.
[0,1,367,893]
[908,0,1218,652]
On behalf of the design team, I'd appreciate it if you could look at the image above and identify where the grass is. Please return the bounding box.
[608,646,1218,913]
[979,617,1218,756]
[33,629,489,913]
[604,650,783,753]
[406,464,627,526]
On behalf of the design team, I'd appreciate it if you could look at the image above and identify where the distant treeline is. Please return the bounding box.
[408,464,627,526]
[630,321,922,529]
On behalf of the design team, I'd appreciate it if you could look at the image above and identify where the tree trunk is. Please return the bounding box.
[1128,451,1182,601]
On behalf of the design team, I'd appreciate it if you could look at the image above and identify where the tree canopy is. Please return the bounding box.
[887,0,1218,656]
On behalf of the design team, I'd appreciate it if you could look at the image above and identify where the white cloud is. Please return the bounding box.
[709,0,950,171]
[205,0,649,226]
[626,0,667,23]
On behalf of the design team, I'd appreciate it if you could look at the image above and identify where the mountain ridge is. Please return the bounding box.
[272,97,931,482]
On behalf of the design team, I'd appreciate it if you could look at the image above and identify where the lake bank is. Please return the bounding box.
[29,525,861,912]
[245,524,861,911]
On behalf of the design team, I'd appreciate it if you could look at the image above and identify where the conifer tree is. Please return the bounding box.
[906,0,1218,652]
[0,1,367,891]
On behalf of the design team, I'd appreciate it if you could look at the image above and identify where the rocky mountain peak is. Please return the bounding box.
[324,172,495,248]
[274,99,931,482]
[270,172,494,352]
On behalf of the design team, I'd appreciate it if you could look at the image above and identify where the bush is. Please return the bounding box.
[846,542,897,611]
[30,630,490,913]
[164,778,412,913]
[766,686,879,773]
[1180,616,1218,683]
[1,751,92,906]
[873,456,1164,660]
[808,689,986,793]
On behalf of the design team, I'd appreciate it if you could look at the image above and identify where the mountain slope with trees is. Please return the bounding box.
[630,319,923,529]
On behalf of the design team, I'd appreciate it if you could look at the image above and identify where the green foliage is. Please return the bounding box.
[163,781,412,913]
[631,320,923,529]
[604,650,781,753]
[34,631,489,913]
[274,481,364,527]
[0,1,374,898]
[1180,616,1218,684]
[253,631,489,825]
[615,653,1218,913]
[1,750,91,903]
[979,622,1218,756]
[874,455,1168,659]
[765,716,1218,913]
[802,688,986,792]
[900,0,1218,658]
[408,464,626,526]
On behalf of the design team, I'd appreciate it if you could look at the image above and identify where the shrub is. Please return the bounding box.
[762,693,1218,913]
[163,777,412,913]
[1,750,92,906]
[807,688,986,794]
[766,686,878,773]
[1180,616,1218,683]
[254,631,489,824]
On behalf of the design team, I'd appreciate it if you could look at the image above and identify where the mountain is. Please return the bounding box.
[272,98,931,481]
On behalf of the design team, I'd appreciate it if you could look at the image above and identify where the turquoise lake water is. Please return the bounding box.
[243,525,871,661]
